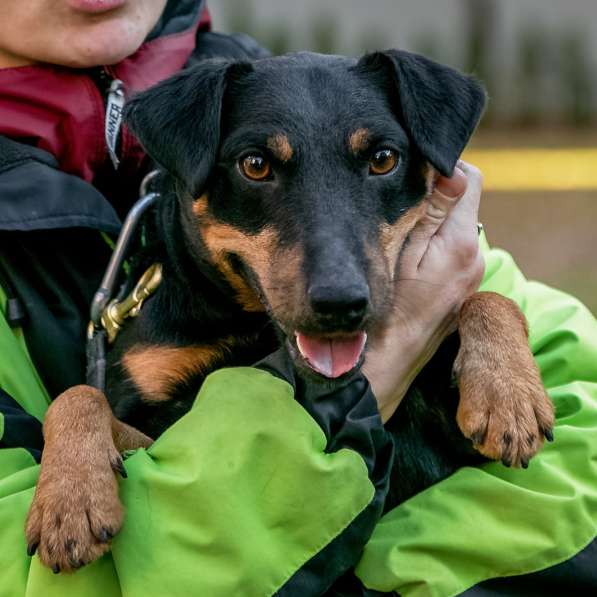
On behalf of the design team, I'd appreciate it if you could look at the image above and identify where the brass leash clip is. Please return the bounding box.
[101,262,163,344]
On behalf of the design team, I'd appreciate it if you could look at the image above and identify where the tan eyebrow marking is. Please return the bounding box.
[267,133,293,162]
[349,128,371,154]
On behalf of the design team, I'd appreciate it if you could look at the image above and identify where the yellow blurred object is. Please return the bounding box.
[462,148,597,191]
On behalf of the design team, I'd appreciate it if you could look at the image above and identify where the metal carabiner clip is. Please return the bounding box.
[86,170,162,390]
[89,170,161,331]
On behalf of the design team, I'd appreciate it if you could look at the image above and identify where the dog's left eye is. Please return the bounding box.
[239,154,272,181]
[369,149,399,176]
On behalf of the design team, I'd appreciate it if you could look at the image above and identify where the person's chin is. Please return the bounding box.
[61,24,148,67]
[54,5,157,67]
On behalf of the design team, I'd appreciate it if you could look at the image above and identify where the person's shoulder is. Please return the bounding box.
[0,135,120,235]
[190,31,271,64]
[0,135,56,173]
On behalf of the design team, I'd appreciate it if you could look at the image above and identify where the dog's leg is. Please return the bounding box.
[454,292,555,467]
[25,385,152,573]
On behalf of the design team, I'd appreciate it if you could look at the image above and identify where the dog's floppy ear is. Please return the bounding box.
[125,60,251,195]
[358,50,486,176]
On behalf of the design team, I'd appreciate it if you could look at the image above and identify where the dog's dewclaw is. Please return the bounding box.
[111,456,128,479]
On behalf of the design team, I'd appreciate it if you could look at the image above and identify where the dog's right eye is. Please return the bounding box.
[369,148,399,176]
[239,154,272,181]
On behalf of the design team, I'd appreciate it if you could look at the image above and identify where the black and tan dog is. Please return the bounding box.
[25,50,554,572]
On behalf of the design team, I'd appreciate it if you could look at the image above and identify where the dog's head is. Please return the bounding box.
[125,50,485,380]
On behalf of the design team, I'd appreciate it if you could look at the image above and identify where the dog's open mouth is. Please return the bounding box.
[294,331,367,378]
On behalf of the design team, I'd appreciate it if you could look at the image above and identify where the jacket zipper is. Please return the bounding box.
[93,68,126,169]
[105,78,125,168]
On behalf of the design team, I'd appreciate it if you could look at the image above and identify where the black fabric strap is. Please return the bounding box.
[86,329,108,392]
[0,389,44,462]
[0,257,27,328]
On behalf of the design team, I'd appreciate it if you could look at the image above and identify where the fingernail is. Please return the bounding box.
[435,166,467,198]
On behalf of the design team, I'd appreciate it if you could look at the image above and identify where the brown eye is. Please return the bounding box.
[369,148,399,175]
[239,154,272,181]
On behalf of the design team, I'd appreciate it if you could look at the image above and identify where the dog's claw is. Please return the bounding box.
[456,362,554,468]
[71,559,86,570]
[469,428,487,446]
[52,564,60,574]
[98,527,113,543]
[543,428,554,442]
[27,542,39,557]
[111,457,127,479]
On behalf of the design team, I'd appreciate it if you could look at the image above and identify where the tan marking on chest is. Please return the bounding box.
[122,344,227,402]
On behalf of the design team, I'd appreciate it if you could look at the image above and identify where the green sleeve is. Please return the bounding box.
[0,288,50,422]
[355,235,597,597]
[0,368,374,596]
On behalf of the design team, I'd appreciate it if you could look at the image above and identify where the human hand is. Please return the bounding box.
[363,161,485,422]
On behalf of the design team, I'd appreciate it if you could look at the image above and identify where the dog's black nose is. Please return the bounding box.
[308,283,369,327]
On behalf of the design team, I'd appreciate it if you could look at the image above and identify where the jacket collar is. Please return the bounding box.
[0,1,208,184]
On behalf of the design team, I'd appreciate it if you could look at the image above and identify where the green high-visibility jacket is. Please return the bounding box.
[1,235,596,597]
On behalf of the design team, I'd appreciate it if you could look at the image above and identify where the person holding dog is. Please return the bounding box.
[0,1,595,595]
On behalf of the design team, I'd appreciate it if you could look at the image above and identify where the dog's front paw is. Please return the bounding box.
[25,444,125,573]
[454,354,555,467]
[25,385,126,573]
[454,292,555,468]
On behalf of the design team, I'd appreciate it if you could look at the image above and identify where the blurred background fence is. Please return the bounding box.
[210,0,597,312]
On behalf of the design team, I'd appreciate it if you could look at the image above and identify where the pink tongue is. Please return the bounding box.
[295,332,367,378]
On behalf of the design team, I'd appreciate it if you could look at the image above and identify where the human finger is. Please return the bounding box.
[420,161,485,291]
[436,161,483,244]
[400,166,468,273]
[423,166,468,232]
